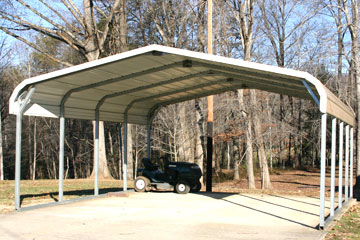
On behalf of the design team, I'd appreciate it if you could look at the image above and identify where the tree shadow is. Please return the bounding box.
[20,187,124,206]
[267,194,321,207]
[272,180,320,188]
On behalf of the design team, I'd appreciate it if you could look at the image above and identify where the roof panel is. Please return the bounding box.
[9,45,354,126]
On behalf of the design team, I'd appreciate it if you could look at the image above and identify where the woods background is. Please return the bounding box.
[0,0,359,190]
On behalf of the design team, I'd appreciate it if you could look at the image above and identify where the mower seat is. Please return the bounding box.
[142,158,159,171]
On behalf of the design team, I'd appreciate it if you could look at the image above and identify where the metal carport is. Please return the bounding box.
[9,44,355,229]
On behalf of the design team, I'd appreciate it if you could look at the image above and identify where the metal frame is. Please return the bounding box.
[94,110,100,195]
[350,127,354,198]
[322,119,355,229]
[338,122,344,208]
[123,116,128,191]
[15,87,35,210]
[330,118,336,217]
[302,80,320,107]
[345,125,349,202]
[59,110,65,201]
[319,114,327,228]
[9,45,356,232]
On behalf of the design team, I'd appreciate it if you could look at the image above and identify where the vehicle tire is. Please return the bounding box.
[175,181,190,194]
[190,181,202,193]
[134,176,150,192]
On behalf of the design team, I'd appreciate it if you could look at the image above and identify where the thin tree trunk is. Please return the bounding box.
[238,89,256,189]
[126,124,134,180]
[227,142,231,170]
[73,157,78,179]
[195,99,204,182]
[91,121,112,178]
[65,156,69,179]
[246,119,256,189]
[251,90,272,189]
[0,106,3,181]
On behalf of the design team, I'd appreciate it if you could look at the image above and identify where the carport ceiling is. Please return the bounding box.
[9,44,355,126]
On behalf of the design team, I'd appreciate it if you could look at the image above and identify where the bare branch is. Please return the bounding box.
[60,0,85,29]
[0,26,73,67]
[38,0,82,36]
[98,0,121,51]
[16,0,72,37]
[0,11,84,53]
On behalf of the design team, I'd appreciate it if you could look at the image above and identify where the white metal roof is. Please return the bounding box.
[9,44,355,126]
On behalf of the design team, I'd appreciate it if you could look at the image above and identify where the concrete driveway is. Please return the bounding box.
[0,192,327,240]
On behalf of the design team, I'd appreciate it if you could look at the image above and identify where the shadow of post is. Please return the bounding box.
[20,187,124,206]
[196,191,318,230]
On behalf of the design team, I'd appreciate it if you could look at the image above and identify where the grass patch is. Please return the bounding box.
[326,203,360,240]
[0,179,133,213]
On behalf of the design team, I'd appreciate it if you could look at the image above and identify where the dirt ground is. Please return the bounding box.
[212,167,356,198]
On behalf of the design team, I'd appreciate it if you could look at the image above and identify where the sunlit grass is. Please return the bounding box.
[326,203,360,240]
[0,179,133,213]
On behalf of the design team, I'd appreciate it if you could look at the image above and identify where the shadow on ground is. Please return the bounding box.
[20,187,125,206]
[196,191,318,230]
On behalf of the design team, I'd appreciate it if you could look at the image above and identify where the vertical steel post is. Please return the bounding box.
[147,124,151,159]
[15,113,23,210]
[123,119,128,192]
[59,113,65,201]
[330,118,336,217]
[14,88,35,210]
[350,127,354,198]
[94,111,99,196]
[345,125,349,202]
[338,122,344,208]
[319,113,327,229]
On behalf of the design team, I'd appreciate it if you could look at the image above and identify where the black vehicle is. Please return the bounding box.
[134,158,202,194]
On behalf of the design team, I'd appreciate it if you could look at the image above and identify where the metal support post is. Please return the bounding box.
[15,114,23,210]
[338,122,344,208]
[94,111,99,196]
[330,118,336,217]
[14,88,35,210]
[350,127,354,198]
[123,120,128,192]
[345,125,349,202]
[59,114,65,201]
[147,124,151,159]
[319,113,327,229]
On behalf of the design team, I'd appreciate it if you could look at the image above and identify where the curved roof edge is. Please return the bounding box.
[9,44,355,126]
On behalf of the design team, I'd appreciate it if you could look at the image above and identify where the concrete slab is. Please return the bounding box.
[0,192,329,240]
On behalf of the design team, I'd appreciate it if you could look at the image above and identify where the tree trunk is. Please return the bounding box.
[195,99,204,181]
[90,121,112,178]
[246,118,256,189]
[238,89,256,189]
[251,90,272,189]
[342,0,360,187]
[179,103,191,162]
[0,107,3,180]
[126,124,134,180]
[351,1,360,187]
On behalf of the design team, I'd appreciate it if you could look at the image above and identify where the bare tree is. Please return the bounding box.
[0,37,11,180]
[341,0,360,183]
[227,0,259,188]
[0,0,124,179]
